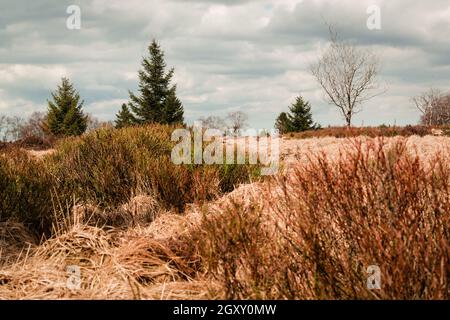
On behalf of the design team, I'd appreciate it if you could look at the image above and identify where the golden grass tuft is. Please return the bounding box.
[0,221,37,267]
[0,210,208,300]
[36,224,112,263]
[70,194,161,229]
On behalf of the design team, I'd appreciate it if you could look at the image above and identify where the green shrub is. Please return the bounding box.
[1,124,260,236]
[0,150,54,236]
[46,124,260,211]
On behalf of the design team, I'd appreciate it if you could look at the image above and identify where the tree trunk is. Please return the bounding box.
[345,113,352,127]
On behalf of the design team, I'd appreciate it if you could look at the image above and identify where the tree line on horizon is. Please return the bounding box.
[1,31,450,142]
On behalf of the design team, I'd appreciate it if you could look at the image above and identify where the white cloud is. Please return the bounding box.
[0,64,69,88]
[0,0,449,127]
[0,89,44,116]
[85,98,127,118]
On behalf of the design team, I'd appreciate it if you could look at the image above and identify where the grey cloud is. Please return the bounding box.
[0,0,449,128]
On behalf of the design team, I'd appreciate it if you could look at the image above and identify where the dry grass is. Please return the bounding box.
[280,135,450,168]
[0,134,449,300]
[0,221,37,267]
[194,137,450,299]
[0,219,209,300]
[70,194,161,229]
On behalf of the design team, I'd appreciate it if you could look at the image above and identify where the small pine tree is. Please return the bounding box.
[288,96,317,131]
[128,40,184,125]
[275,112,291,134]
[275,96,319,133]
[45,78,87,137]
[115,104,135,128]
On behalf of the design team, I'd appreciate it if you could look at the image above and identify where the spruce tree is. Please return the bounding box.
[128,40,184,125]
[115,104,135,128]
[287,96,317,132]
[162,87,184,124]
[274,95,319,133]
[45,78,87,136]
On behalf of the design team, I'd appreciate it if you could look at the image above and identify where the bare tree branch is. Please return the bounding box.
[226,111,249,135]
[310,27,383,126]
[413,88,450,126]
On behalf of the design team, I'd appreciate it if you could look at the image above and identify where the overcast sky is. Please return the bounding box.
[0,0,449,128]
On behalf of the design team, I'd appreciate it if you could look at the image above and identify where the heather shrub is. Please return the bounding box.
[46,124,259,211]
[0,149,54,235]
[1,124,259,236]
[196,139,450,299]
[197,201,291,299]
[443,126,450,136]
[287,125,434,139]
[16,135,55,150]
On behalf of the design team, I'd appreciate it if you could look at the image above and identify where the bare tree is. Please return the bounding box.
[226,111,249,135]
[19,111,47,138]
[413,88,450,126]
[198,111,249,134]
[198,115,227,131]
[432,94,450,125]
[82,114,113,133]
[310,29,382,127]
[86,114,102,132]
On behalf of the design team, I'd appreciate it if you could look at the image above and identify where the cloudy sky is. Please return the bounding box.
[1,0,449,128]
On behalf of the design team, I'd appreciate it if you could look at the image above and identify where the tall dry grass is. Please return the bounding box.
[0,134,448,300]
[0,222,210,299]
[194,139,450,299]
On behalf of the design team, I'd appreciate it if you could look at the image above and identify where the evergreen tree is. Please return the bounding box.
[275,95,319,133]
[115,104,135,128]
[162,87,184,124]
[275,112,291,134]
[287,96,318,132]
[45,78,87,136]
[128,40,184,125]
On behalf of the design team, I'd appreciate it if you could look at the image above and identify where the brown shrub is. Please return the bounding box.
[287,125,434,139]
[195,139,450,299]
[15,135,55,150]
[0,135,55,152]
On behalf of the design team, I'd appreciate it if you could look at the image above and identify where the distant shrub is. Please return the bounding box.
[16,135,55,150]
[286,125,434,139]
[440,125,450,136]
[0,135,55,152]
